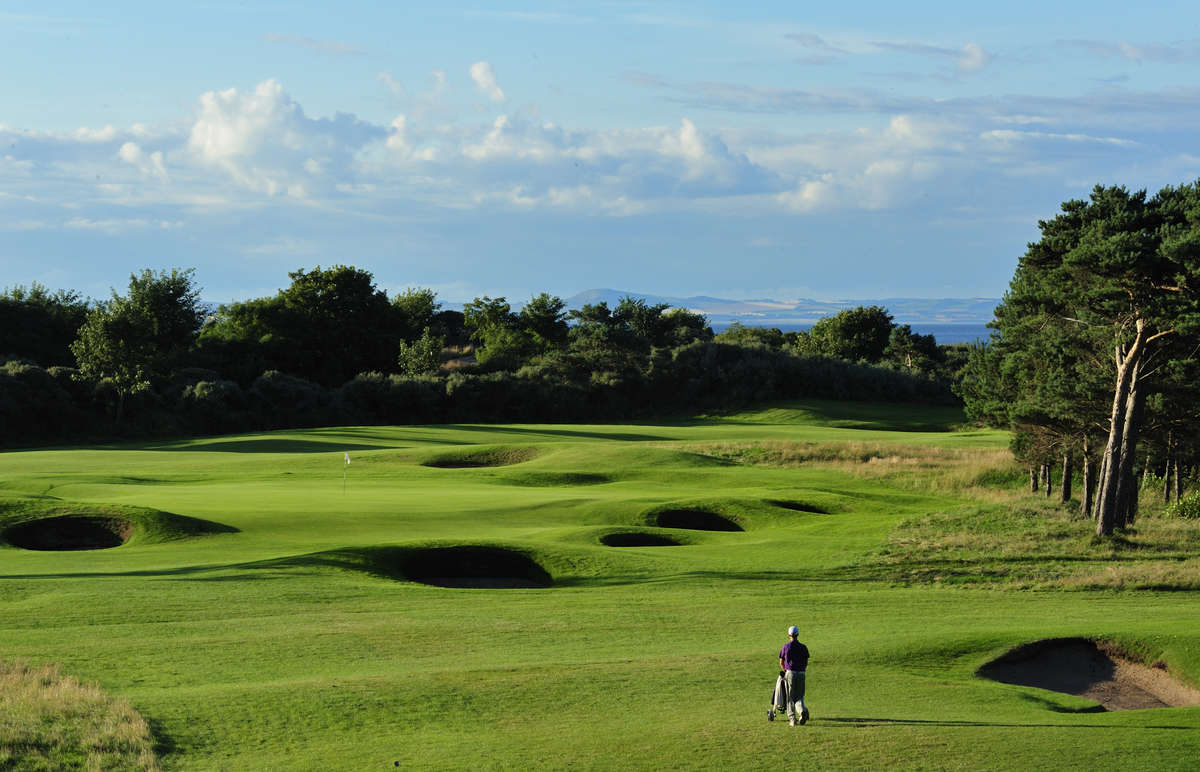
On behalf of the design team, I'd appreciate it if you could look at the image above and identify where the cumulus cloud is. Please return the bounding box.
[469,61,506,102]
[118,141,168,181]
[187,78,384,196]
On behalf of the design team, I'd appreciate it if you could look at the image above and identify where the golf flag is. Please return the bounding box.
[344,453,350,465]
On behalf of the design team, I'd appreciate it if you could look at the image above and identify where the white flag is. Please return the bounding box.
[344,453,350,465]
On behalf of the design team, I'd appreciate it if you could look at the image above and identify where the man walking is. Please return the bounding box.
[779,625,810,726]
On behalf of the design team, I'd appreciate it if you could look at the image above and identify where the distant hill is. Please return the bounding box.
[562,289,999,327]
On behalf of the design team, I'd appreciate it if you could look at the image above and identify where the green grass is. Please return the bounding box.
[0,399,1198,769]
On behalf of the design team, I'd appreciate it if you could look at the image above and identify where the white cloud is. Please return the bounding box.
[118,141,168,181]
[64,217,180,235]
[980,129,1138,147]
[957,43,991,73]
[187,78,383,197]
[469,61,506,103]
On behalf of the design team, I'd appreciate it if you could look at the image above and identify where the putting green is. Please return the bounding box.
[0,400,1197,769]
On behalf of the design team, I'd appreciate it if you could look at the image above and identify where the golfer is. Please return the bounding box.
[779,625,810,726]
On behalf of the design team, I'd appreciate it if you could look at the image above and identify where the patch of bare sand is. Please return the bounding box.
[980,638,1200,711]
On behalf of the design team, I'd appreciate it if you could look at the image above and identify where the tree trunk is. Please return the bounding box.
[1093,450,1109,520]
[1163,434,1174,504]
[1081,436,1095,518]
[1061,452,1073,503]
[1096,321,1149,537]
[1113,368,1144,529]
[1042,464,1052,497]
[1030,467,1039,494]
[1175,460,1183,503]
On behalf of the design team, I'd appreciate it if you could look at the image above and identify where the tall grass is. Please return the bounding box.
[0,661,158,771]
[679,438,1200,589]
[678,440,1018,498]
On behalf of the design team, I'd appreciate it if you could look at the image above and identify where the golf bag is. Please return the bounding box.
[767,671,787,721]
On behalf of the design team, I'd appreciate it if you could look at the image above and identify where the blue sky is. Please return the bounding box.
[4,2,1200,304]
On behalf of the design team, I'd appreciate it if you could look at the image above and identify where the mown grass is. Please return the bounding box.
[0,399,1197,769]
[0,661,158,771]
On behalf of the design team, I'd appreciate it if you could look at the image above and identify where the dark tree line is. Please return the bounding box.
[958,183,1200,535]
[1,267,958,446]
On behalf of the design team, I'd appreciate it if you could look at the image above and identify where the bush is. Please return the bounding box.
[181,379,247,434]
[1166,492,1200,520]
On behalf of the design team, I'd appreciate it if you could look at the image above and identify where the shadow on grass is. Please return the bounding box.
[818,716,1194,730]
[136,439,389,454]
[438,424,672,442]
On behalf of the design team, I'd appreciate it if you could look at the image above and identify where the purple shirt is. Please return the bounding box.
[780,640,809,672]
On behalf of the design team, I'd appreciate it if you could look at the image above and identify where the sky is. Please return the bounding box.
[4,1,1200,305]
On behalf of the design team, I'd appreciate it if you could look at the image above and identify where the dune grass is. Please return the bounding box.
[0,661,158,771]
[0,399,1198,769]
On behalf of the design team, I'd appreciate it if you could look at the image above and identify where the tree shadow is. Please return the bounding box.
[818,716,1193,730]
[439,424,672,442]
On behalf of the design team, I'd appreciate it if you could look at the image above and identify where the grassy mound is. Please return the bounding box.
[422,446,539,468]
[0,501,237,549]
[0,661,158,771]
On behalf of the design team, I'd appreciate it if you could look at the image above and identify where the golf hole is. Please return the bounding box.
[768,500,830,514]
[3,516,132,551]
[654,509,743,532]
[422,447,538,469]
[401,546,553,588]
[979,638,1200,711]
[600,532,682,547]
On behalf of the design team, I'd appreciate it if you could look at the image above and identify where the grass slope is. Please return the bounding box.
[0,399,1197,769]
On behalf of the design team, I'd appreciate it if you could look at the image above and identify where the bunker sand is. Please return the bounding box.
[980,638,1200,711]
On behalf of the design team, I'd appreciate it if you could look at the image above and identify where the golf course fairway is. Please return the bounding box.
[1,400,1198,769]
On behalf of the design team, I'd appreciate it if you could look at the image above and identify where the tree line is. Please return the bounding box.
[958,183,1200,535]
[1,267,958,446]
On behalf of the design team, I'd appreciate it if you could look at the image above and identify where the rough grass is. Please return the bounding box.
[677,438,1200,590]
[0,662,158,771]
[867,497,1200,590]
[678,440,1018,498]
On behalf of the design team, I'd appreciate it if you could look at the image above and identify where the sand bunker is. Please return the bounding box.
[654,509,742,532]
[422,447,538,469]
[768,500,830,514]
[601,532,682,547]
[401,546,552,588]
[979,638,1200,711]
[3,516,132,551]
[500,472,611,487]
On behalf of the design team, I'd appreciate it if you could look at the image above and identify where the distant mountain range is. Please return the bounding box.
[561,289,999,328]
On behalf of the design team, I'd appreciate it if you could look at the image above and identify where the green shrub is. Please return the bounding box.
[1166,492,1200,520]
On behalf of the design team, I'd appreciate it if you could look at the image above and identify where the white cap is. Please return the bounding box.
[787,625,799,636]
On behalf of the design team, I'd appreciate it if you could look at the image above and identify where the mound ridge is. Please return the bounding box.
[979,638,1200,711]
[0,504,237,551]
